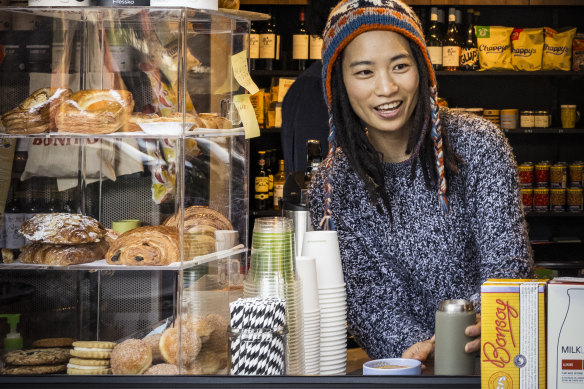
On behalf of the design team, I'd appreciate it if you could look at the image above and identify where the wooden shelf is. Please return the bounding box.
[240,0,307,5]
[504,128,584,134]
[436,70,584,77]
[526,212,584,217]
[240,0,581,7]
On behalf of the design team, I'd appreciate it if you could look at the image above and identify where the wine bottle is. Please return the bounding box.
[249,21,260,71]
[259,18,276,71]
[426,7,443,71]
[309,34,323,63]
[460,9,479,71]
[442,8,461,72]
[264,150,274,207]
[292,7,309,71]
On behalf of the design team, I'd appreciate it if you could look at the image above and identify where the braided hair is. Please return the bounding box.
[330,39,462,213]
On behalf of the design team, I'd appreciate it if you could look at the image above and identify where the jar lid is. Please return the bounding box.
[437,299,474,312]
[520,110,535,114]
[535,110,549,114]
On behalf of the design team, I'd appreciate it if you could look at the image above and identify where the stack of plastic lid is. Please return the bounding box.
[295,256,321,375]
[302,230,347,375]
[243,217,305,375]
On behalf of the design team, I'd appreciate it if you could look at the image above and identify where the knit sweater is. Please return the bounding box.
[308,109,534,359]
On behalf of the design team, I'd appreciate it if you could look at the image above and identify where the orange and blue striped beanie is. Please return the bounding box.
[320,0,448,229]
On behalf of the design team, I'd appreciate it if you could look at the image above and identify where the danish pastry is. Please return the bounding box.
[55,89,134,134]
[18,241,108,266]
[163,206,233,257]
[199,113,232,129]
[19,213,106,245]
[1,87,71,134]
[105,225,180,266]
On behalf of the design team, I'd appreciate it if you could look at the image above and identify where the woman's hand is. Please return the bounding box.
[402,335,435,369]
[465,314,481,353]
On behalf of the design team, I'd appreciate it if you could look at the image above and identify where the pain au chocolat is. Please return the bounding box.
[55,89,134,134]
[105,225,180,266]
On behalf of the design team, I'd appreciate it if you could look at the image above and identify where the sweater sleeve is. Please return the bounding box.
[464,121,534,310]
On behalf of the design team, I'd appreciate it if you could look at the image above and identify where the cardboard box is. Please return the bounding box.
[481,279,548,389]
[547,277,584,389]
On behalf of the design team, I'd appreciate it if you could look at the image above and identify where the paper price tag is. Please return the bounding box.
[231,50,259,95]
[234,94,260,139]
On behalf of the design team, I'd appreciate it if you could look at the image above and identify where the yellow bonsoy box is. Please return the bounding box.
[481,279,548,389]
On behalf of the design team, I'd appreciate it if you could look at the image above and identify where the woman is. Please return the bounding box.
[308,0,534,363]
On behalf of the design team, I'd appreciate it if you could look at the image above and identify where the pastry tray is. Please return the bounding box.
[0,245,246,271]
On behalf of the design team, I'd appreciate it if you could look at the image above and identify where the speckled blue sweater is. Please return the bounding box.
[308,109,534,359]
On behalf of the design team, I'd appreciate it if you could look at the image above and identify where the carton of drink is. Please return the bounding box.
[481,279,548,389]
[547,277,584,389]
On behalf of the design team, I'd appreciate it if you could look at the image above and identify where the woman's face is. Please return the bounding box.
[341,30,420,137]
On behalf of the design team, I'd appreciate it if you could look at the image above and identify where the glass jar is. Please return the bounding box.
[534,110,550,128]
[520,110,535,128]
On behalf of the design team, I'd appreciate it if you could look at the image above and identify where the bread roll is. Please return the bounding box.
[159,319,202,367]
[110,339,152,375]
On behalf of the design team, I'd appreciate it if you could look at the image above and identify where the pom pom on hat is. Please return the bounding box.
[319,0,448,229]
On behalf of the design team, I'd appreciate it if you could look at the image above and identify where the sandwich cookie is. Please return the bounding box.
[67,357,111,375]
[70,341,116,359]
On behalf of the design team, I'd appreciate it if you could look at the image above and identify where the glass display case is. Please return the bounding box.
[0,5,249,376]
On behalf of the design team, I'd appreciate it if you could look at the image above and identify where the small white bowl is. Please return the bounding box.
[363,358,422,376]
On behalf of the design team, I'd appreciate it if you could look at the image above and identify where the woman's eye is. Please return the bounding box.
[394,63,410,71]
[355,69,372,76]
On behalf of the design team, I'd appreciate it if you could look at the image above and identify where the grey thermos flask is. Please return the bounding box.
[434,299,476,375]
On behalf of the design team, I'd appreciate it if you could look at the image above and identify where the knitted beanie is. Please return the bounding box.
[319,0,448,229]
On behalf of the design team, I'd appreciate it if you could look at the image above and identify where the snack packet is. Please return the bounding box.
[543,27,577,71]
[476,26,514,70]
[573,33,584,71]
[511,28,544,71]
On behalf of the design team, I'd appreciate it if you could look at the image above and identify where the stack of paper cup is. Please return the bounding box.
[295,256,320,375]
[302,231,347,375]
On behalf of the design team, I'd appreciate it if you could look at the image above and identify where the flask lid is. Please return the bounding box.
[437,299,474,312]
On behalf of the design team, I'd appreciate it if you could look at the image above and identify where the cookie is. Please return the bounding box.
[67,366,112,375]
[32,337,76,348]
[1,364,67,375]
[70,341,116,359]
[4,348,70,366]
[68,358,110,367]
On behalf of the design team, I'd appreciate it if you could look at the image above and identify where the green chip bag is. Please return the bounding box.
[543,27,577,71]
[511,28,544,71]
[476,26,514,70]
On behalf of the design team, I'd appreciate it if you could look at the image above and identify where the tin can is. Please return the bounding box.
[550,164,567,189]
[534,110,550,128]
[569,162,583,188]
[550,189,566,212]
[533,188,550,212]
[520,110,535,128]
[518,163,534,188]
[483,109,500,126]
[567,188,583,212]
[534,162,551,187]
[500,109,519,130]
[521,188,534,211]
[435,299,476,376]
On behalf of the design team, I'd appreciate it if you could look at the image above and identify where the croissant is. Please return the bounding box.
[19,213,106,245]
[55,89,134,134]
[163,206,233,257]
[1,87,72,134]
[18,241,108,266]
[105,225,180,266]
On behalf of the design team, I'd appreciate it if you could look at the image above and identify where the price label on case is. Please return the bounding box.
[231,50,259,95]
[234,94,260,139]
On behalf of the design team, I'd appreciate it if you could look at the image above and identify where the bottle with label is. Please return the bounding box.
[304,139,322,185]
[273,15,280,69]
[426,7,443,71]
[437,8,446,36]
[273,159,286,211]
[264,150,274,207]
[442,8,462,71]
[26,17,51,73]
[3,178,25,250]
[249,21,260,71]
[258,18,276,71]
[460,9,479,71]
[107,27,132,73]
[255,151,269,211]
[22,179,43,222]
[292,7,309,71]
[309,35,323,63]
[556,288,584,387]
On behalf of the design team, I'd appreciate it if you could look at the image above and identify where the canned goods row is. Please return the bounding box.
[521,187,583,212]
[518,161,583,189]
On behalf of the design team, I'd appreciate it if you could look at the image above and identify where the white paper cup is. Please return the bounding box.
[215,230,239,251]
[302,231,345,289]
[362,358,422,376]
[295,256,320,312]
